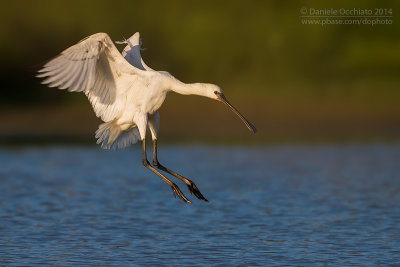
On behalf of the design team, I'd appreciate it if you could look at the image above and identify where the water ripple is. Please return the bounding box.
[0,144,400,265]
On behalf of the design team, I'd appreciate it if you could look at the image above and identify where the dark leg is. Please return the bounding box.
[152,139,208,202]
[142,139,191,203]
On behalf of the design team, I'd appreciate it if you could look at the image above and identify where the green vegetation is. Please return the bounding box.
[0,0,399,143]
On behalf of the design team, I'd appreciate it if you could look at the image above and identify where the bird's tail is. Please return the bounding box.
[95,121,141,150]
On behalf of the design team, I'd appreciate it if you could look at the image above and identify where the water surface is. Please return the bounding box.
[0,144,399,265]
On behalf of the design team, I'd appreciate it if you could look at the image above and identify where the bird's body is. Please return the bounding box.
[38,32,256,203]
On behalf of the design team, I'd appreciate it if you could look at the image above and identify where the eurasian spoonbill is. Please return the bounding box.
[37,32,256,203]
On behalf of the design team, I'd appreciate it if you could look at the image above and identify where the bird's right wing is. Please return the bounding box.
[37,32,144,122]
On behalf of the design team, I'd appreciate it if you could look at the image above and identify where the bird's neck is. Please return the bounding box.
[168,79,213,98]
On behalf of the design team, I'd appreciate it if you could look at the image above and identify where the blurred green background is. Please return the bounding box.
[0,0,399,145]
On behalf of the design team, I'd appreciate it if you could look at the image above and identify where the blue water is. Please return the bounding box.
[0,144,399,266]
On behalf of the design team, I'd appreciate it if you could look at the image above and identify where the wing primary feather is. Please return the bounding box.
[68,58,89,92]
[83,58,96,91]
[50,61,81,88]
[41,60,76,87]
[38,32,145,126]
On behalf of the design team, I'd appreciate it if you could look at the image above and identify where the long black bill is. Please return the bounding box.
[217,93,257,133]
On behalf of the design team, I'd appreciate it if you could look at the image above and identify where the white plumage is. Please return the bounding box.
[37,32,256,203]
[38,33,168,149]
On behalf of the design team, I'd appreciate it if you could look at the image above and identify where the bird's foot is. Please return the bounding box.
[185,180,208,202]
[171,183,191,203]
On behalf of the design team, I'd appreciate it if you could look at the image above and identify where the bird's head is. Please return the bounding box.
[202,84,223,100]
[204,84,257,134]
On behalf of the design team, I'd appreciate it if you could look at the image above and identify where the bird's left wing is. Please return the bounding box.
[117,32,154,71]
[37,32,144,121]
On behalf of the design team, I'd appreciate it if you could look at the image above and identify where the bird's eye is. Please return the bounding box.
[214,91,220,95]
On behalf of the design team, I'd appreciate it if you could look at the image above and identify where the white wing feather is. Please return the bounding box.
[117,32,154,71]
[37,32,143,122]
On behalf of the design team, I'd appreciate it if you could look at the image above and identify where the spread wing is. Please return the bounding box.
[37,32,143,122]
[117,32,154,71]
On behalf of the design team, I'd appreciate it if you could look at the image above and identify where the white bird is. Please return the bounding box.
[37,32,256,203]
